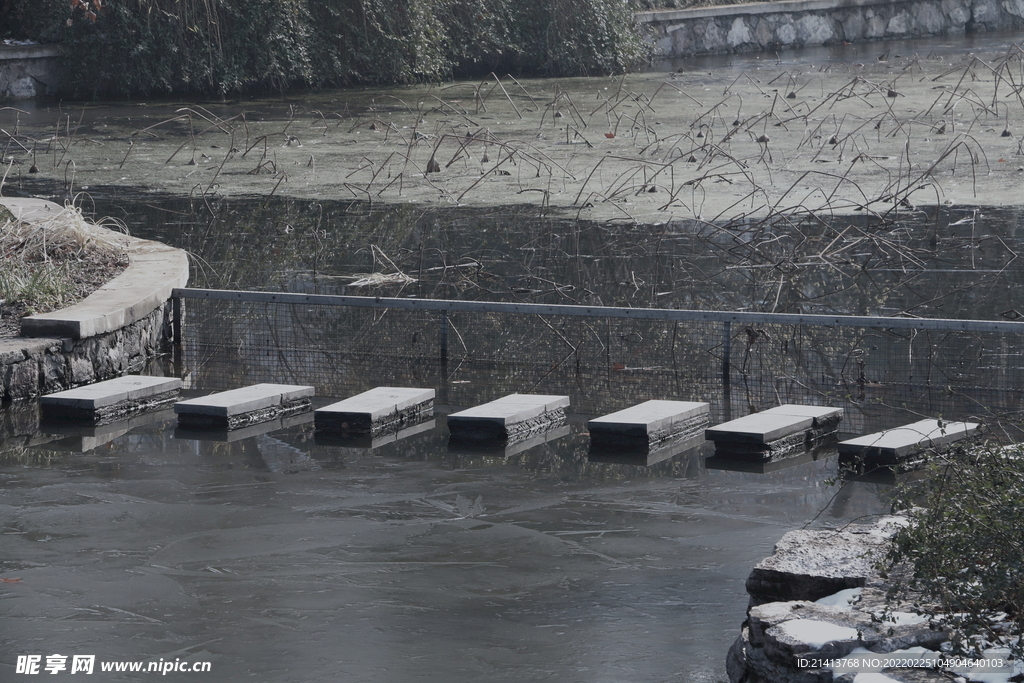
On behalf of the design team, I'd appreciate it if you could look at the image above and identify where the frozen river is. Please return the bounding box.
[1,403,890,682]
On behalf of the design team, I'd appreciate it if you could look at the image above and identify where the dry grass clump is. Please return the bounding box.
[1,204,128,262]
[343,245,417,288]
[0,205,130,323]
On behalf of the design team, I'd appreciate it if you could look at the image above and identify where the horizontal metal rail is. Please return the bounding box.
[172,288,1024,334]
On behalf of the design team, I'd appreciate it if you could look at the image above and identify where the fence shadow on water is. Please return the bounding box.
[174,289,1024,437]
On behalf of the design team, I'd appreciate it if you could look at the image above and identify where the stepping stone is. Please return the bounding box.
[43,407,174,453]
[838,418,980,469]
[315,387,434,435]
[588,400,710,449]
[315,419,435,450]
[41,375,182,425]
[447,393,569,445]
[174,383,314,430]
[175,411,313,443]
[705,404,843,461]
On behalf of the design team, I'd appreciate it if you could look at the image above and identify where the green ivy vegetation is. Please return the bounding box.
[883,439,1024,658]
[2,0,650,97]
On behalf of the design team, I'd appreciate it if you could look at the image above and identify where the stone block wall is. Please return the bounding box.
[0,301,174,402]
[0,45,61,100]
[639,0,1024,57]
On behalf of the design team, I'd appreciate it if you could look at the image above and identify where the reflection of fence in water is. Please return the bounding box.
[174,289,1024,435]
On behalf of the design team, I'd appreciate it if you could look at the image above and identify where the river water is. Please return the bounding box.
[2,404,892,682]
[5,32,1024,682]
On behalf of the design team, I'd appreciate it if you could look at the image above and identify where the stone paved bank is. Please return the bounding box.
[0,199,187,403]
[639,0,1024,57]
[727,516,958,683]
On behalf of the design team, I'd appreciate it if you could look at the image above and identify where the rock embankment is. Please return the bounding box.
[728,516,959,683]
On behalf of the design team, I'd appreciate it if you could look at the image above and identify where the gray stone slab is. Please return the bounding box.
[315,387,434,434]
[40,375,182,424]
[760,404,842,421]
[705,404,842,445]
[450,393,569,424]
[838,419,980,464]
[448,393,570,444]
[175,383,315,430]
[175,384,315,418]
[589,400,710,447]
[42,375,183,410]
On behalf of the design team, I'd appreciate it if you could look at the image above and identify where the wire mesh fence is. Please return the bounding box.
[173,289,1024,435]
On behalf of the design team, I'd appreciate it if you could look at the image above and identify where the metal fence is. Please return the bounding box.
[171,288,1024,435]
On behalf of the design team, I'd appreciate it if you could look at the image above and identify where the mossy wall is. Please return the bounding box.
[1,0,649,97]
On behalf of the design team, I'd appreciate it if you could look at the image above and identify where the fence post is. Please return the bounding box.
[439,310,449,367]
[722,321,732,422]
[438,310,449,405]
[172,295,182,347]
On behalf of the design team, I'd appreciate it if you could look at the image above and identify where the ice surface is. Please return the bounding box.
[2,404,893,682]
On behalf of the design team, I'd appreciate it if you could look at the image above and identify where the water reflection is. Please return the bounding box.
[45,194,1024,322]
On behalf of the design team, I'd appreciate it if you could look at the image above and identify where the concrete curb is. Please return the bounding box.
[2,198,189,340]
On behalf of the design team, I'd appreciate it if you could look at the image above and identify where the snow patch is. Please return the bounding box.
[815,587,863,610]
[778,619,859,647]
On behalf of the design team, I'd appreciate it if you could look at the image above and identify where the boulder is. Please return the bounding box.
[745,517,906,606]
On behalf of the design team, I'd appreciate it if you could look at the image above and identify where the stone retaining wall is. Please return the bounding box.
[0,302,174,403]
[5,0,1023,102]
[639,0,1024,57]
[0,44,61,100]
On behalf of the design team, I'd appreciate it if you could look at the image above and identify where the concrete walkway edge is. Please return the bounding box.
[2,198,189,339]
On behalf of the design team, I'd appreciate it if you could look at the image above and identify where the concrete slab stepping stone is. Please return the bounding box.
[705,404,843,460]
[174,383,314,430]
[588,399,709,449]
[838,418,980,469]
[447,393,569,445]
[41,375,182,424]
[314,387,434,434]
